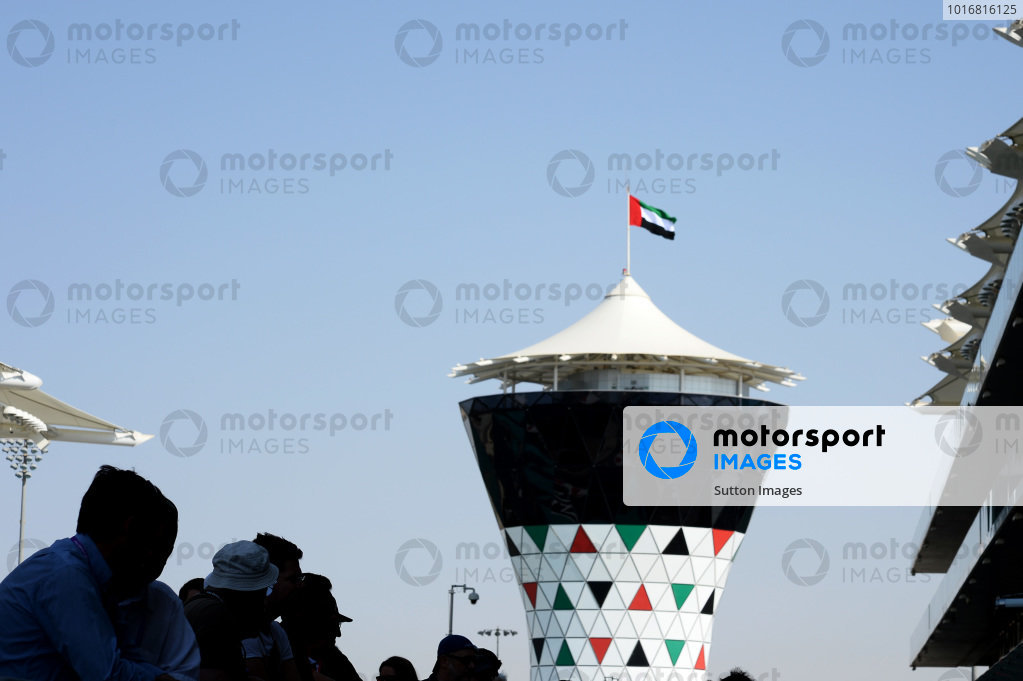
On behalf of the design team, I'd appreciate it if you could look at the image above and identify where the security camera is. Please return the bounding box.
[468,590,479,604]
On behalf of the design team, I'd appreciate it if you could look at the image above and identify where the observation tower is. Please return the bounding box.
[451,274,802,681]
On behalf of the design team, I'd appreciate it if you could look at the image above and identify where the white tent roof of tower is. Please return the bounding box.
[450,275,804,392]
[0,362,152,449]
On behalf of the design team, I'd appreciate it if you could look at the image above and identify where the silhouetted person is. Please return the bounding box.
[185,540,284,681]
[178,578,206,604]
[253,533,303,620]
[280,574,357,681]
[424,636,476,681]
[0,465,179,681]
[378,657,419,681]
[720,669,755,681]
[471,649,500,681]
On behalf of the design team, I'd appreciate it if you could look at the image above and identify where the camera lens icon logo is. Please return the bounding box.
[639,420,698,479]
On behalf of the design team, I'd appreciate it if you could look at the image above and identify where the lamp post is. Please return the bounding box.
[477,628,517,657]
[448,584,479,635]
[3,439,44,565]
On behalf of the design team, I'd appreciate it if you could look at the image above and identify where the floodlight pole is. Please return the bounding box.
[18,473,26,563]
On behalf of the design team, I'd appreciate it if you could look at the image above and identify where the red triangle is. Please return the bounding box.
[712,529,734,556]
[628,584,653,610]
[570,526,597,553]
[694,646,706,670]
[523,582,538,607]
[589,638,612,663]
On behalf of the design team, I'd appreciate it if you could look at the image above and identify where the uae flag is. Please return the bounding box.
[628,195,676,240]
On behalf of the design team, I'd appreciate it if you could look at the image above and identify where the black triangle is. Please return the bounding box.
[587,581,613,607]
[532,638,545,662]
[663,528,690,555]
[701,591,715,615]
[506,533,520,558]
[626,641,649,667]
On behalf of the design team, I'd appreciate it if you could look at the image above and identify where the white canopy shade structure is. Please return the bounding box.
[450,275,803,394]
[913,116,1023,406]
[1,361,154,564]
[0,361,152,450]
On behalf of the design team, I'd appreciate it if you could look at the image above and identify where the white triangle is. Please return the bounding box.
[630,529,659,554]
[588,611,612,638]
[616,582,640,606]
[616,556,642,583]
[601,553,628,578]
[539,556,562,581]
[714,558,732,587]
[682,527,711,557]
[680,611,700,636]
[567,636,588,660]
[566,614,587,637]
[601,608,626,633]
[529,612,545,637]
[615,615,639,638]
[649,525,680,552]
[643,556,670,584]
[584,524,614,548]
[690,556,715,586]
[576,609,599,632]
[562,581,586,605]
[561,556,586,582]
[550,524,578,547]
[669,557,696,584]
[575,584,598,611]
[572,553,598,579]
[628,610,653,635]
[540,640,557,666]
[631,553,658,578]
[505,527,523,551]
[547,614,565,639]
[644,582,670,610]
[524,553,544,579]
[646,639,670,667]
[575,643,598,667]
[655,610,677,634]
[516,557,537,584]
[587,556,613,582]
[520,528,543,554]
[535,608,552,632]
[639,612,663,639]
[555,610,575,634]
[539,581,560,605]
[665,613,686,639]
[547,552,570,578]
[534,584,552,611]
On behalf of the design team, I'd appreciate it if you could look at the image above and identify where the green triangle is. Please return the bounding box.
[552,584,574,610]
[671,583,694,609]
[665,640,686,665]
[555,640,575,666]
[615,524,646,551]
[524,525,548,552]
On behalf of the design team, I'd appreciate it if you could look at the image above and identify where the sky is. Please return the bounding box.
[1,1,1018,679]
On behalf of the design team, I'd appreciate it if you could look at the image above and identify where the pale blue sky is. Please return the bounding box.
[1,1,1014,679]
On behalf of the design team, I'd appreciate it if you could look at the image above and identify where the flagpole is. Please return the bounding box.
[625,184,631,276]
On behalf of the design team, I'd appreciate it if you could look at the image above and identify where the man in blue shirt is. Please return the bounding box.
[0,465,179,681]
